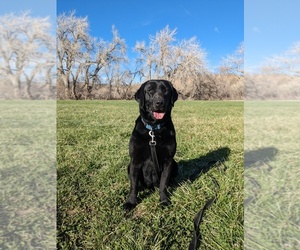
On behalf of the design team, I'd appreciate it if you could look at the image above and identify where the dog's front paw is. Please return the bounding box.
[160,199,171,207]
[123,201,137,212]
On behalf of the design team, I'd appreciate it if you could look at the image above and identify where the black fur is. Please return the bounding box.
[123,79,178,212]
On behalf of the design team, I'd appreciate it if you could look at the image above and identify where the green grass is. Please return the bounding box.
[0,101,56,249]
[57,100,244,249]
[244,101,300,249]
[2,100,297,249]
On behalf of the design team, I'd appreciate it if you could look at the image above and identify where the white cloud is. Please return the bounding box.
[141,20,152,27]
[252,27,261,33]
[214,27,220,33]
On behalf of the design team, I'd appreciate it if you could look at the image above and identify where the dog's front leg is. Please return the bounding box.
[123,161,140,212]
[159,158,173,206]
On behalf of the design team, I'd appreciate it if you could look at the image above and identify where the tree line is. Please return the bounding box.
[0,12,55,99]
[56,11,244,100]
[1,12,298,100]
[246,42,300,99]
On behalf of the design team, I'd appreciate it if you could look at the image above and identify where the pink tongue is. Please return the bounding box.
[153,112,165,120]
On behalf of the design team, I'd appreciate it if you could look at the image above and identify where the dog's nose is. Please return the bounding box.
[155,100,164,107]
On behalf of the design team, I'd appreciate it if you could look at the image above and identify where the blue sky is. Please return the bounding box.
[245,0,300,71]
[0,0,56,33]
[1,1,299,72]
[56,0,244,71]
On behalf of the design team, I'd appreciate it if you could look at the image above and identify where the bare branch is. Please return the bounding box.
[0,11,55,99]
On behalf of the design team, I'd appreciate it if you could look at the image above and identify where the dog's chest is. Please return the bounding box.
[142,130,174,147]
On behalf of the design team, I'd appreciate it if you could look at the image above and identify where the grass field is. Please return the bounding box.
[0,101,56,249]
[57,100,244,249]
[244,101,300,249]
[2,100,298,249]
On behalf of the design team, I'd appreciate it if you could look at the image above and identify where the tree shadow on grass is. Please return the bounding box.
[172,147,231,186]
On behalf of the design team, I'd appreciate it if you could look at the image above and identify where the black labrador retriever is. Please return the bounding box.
[123,79,178,212]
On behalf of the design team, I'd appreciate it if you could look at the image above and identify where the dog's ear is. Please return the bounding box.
[171,86,178,106]
[135,83,145,109]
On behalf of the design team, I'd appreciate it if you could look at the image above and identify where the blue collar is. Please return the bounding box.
[141,118,164,131]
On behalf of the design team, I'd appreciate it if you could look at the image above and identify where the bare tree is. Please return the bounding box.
[219,42,244,77]
[92,26,127,99]
[134,40,156,80]
[171,37,207,89]
[134,25,208,97]
[57,11,128,99]
[57,11,92,99]
[0,11,55,99]
[248,41,300,100]
[133,26,178,80]
[150,25,177,78]
[217,42,244,99]
[260,41,300,76]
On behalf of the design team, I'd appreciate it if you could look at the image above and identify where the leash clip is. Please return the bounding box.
[149,130,156,146]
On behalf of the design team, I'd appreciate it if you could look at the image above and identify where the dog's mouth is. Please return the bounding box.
[152,111,165,120]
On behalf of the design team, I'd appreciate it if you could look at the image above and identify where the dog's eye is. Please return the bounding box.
[161,87,168,94]
[146,89,155,95]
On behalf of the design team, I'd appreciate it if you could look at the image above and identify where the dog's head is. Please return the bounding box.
[135,79,178,123]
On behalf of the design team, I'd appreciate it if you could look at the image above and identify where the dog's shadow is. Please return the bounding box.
[137,147,231,204]
[244,147,278,169]
[173,147,231,186]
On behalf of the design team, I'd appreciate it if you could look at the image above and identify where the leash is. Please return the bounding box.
[143,117,220,249]
[148,127,219,250]
[188,197,215,250]
[148,130,161,179]
[142,118,163,179]
[189,175,220,250]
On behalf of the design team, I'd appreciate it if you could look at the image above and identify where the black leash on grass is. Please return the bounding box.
[188,175,220,250]
[146,126,221,250]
